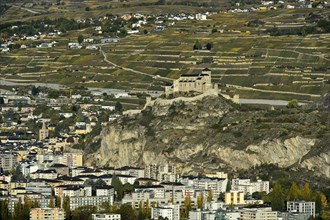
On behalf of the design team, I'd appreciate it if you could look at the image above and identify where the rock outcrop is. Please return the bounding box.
[85,94,330,179]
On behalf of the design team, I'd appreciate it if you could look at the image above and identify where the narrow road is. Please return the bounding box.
[11,5,41,14]
[226,84,321,98]
[99,46,173,81]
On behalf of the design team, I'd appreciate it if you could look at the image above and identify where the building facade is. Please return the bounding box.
[30,208,65,220]
[287,201,315,218]
[165,68,218,96]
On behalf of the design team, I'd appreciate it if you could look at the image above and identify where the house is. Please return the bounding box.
[68,43,82,49]
[83,38,94,43]
[92,213,121,220]
[100,38,120,44]
[86,45,98,50]
[127,30,139,34]
[196,13,207,20]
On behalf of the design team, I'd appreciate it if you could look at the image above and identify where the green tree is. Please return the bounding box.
[31,86,39,96]
[111,175,124,200]
[287,99,298,108]
[193,40,202,50]
[117,204,137,220]
[72,205,97,220]
[77,35,84,44]
[115,101,123,112]
[270,183,285,211]
[0,199,11,220]
[62,196,71,220]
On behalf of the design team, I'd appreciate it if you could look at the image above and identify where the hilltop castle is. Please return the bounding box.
[164,68,218,97]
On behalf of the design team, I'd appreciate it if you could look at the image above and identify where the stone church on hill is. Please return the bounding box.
[164,68,218,97]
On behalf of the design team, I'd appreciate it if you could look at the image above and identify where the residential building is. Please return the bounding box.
[0,153,18,172]
[231,179,269,195]
[151,204,180,220]
[181,176,227,200]
[63,152,83,167]
[92,213,121,220]
[225,191,245,205]
[287,201,315,218]
[240,207,277,220]
[30,208,65,220]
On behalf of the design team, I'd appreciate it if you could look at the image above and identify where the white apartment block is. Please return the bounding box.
[189,210,216,220]
[181,176,228,200]
[0,153,18,172]
[287,201,315,217]
[145,164,177,182]
[151,204,180,220]
[92,213,121,220]
[231,179,269,195]
[70,196,114,211]
[240,207,277,220]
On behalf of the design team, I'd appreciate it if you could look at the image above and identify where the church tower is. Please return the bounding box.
[39,121,49,141]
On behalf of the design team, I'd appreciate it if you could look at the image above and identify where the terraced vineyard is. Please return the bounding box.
[1,9,329,102]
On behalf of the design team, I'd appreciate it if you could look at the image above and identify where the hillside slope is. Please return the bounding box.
[85,93,330,179]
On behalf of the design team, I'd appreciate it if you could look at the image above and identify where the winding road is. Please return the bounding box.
[99,46,173,81]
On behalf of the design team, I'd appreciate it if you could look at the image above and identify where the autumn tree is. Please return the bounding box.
[287,182,301,201]
[301,183,312,201]
[197,194,204,210]
[207,190,213,202]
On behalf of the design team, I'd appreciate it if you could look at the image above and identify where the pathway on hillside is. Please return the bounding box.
[99,46,173,81]
[11,5,41,14]
[226,84,321,98]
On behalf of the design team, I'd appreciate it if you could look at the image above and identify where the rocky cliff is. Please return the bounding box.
[85,93,330,179]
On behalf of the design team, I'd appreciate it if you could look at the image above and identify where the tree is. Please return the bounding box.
[77,35,84,44]
[270,183,285,211]
[301,183,312,201]
[287,182,301,201]
[31,86,39,96]
[0,199,11,220]
[49,197,55,208]
[62,196,71,220]
[182,196,192,218]
[211,28,218,33]
[0,97,4,105]
[193,40,202,50]
[11,165,26,182]
[207,190,213,202]
[287,99,298,108]
[117,204,137,220]
[315,191,327,215]
[206,43,213,50]
[115,101,123,112]
[111,175,124,200]
[143,29,148,35]
[197,194,204,210]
